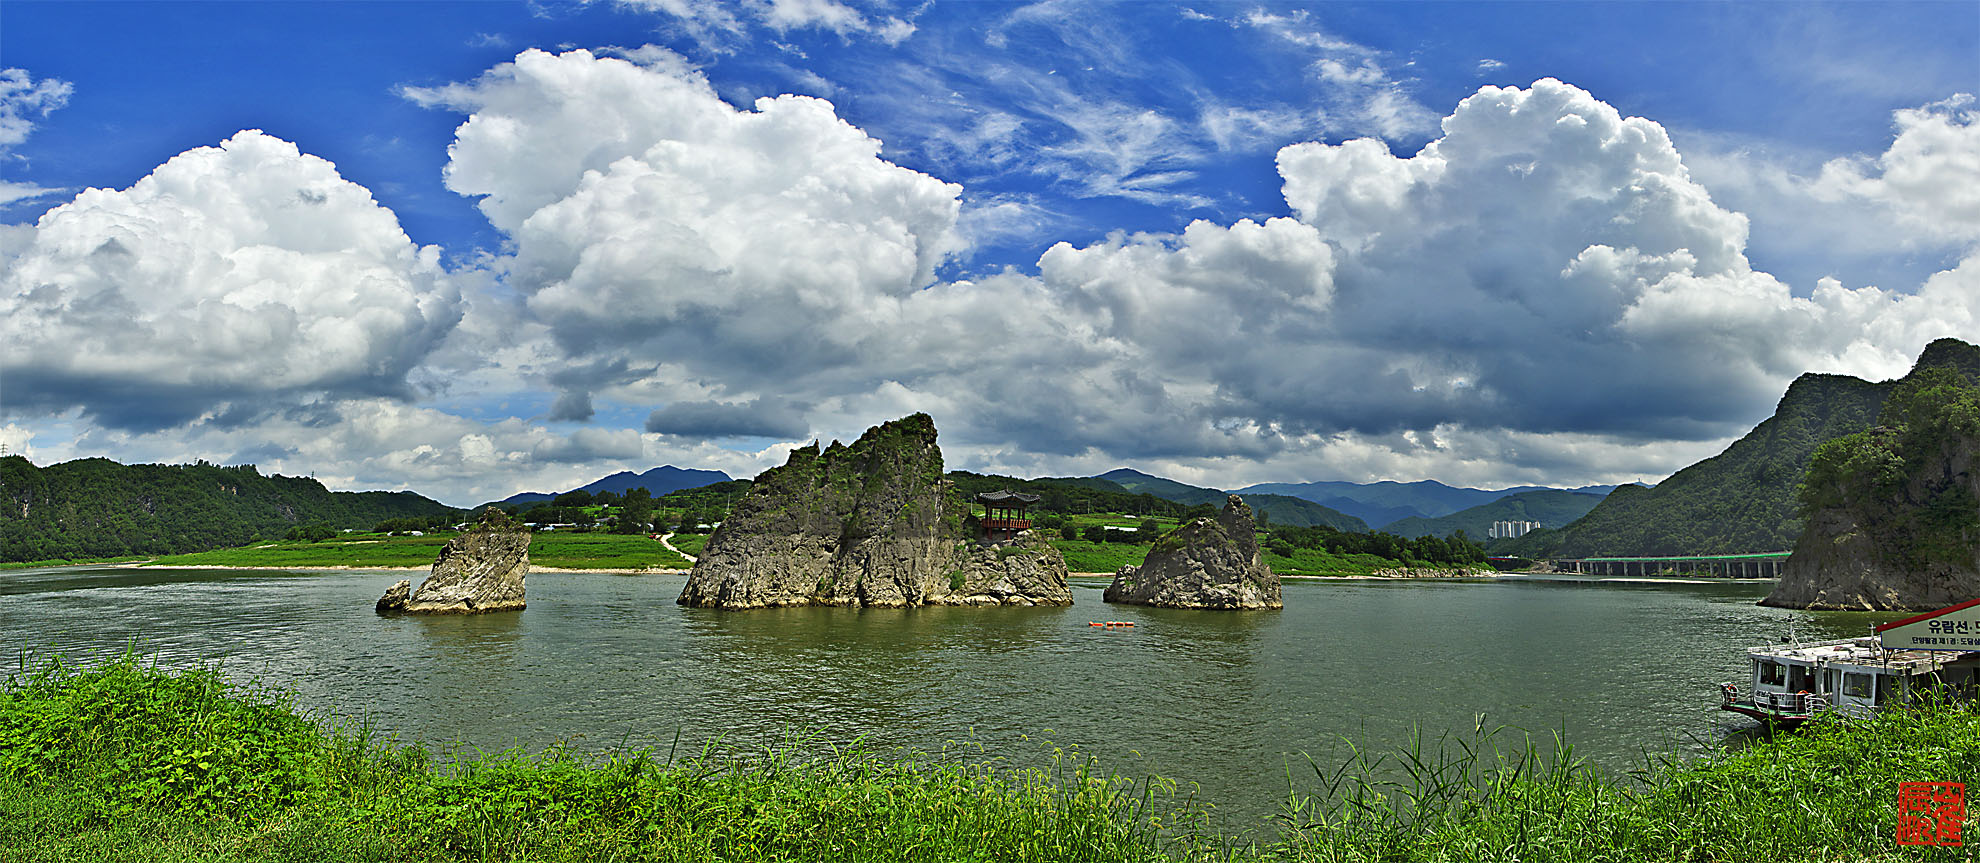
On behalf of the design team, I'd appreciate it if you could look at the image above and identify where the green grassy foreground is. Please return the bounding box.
[4,655,1975,862]
[0,656,1185,863]
[143,531,691,571]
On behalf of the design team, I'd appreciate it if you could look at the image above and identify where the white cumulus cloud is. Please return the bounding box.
[411,48,966,412]
[0,130,462,430]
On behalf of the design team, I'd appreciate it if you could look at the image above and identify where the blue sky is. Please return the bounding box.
[1,1,1976,505]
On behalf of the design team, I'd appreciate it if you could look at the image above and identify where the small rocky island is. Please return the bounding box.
[1104,494,1281,609]
[377,512,530,614]
[677,413,1072,609]
[1763,339,1980,611]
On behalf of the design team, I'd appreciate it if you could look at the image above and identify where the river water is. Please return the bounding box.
[0,566,1889,828]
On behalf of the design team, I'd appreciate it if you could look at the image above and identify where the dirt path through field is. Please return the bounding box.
[658,532,696,563]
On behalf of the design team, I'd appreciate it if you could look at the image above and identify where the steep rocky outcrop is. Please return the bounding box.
[1104,495,1281,609]
[1764,344,1980,611]
[677,414,1071,609]
[1505,337,1980,559]
[377,523,530,614]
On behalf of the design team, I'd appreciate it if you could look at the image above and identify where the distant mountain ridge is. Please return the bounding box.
[1381,489,1607,540]
[0,456,455,563]
[1087,469,1368,531]
[497,465,732,506]
[1502,337,1980,558]
[1231,478,1617,530]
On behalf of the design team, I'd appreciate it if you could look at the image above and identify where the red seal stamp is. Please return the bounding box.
[1897,781,1964,847]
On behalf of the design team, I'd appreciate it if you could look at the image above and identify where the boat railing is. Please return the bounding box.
[1751,689,1826,714]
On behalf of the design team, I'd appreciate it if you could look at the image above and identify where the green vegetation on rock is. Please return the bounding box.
[679,413,1072,608]
[1799,365,1980,571]
[1763,359,1980,609]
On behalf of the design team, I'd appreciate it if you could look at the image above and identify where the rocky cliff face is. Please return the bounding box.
[677,414,1071,609]
[377,526,530,614]
[1763,342,1980,611]
[1104,495,1280,609]
[934,528,1072,606]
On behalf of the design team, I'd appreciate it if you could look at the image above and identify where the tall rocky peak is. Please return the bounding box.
[1910,336,1980,380]
[1763,353,1980,611]
[678,414,1071,609]
[377,513,530,614]
[1502,355,1941,559]
[1104,494,1281,610]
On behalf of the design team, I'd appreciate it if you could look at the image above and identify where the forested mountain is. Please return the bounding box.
[1232,478,1618,528]
[497,465,731,506]
[0,456,455,563]
[1501,338,1980,558]
[1077,469,1369,531]
[1382,489,1606,540]
[942,469,1362,530]
[1764,362,1980,609]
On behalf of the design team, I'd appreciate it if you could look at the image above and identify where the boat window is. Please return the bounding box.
[1759,662,1785,686]
[1843,673,1873,699]
[1876,675,1896,705]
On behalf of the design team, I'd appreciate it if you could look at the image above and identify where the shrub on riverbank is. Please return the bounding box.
[4,655,1975,862]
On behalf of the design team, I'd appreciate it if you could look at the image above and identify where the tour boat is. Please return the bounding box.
[1718,636,1980,726]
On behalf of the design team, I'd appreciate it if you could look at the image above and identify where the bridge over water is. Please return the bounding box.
[1552,552,1790,578]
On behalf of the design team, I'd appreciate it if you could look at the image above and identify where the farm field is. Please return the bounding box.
[143,531,691,571]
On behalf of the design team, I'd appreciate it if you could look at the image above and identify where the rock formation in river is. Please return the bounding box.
[377,514,530,614]
[938,527,1072,606]
[1104,494,1281,609]
[676,413,1072,609]
[1763,341,1980,611]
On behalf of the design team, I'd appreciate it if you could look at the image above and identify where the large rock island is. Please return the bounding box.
[1104,495,1281,609]
[1763,339,1980,611]
[377,514,530,614]
[677,414,1072,609]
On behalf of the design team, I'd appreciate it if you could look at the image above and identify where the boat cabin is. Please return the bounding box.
[1720,636,1980,725]
[975,490,1040,543]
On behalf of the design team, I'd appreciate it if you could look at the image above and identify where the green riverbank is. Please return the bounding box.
[138,531,693,571]
[3,655,1973,862]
